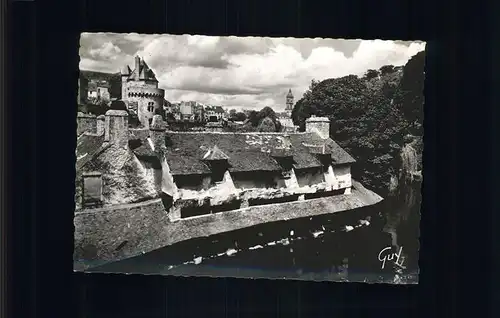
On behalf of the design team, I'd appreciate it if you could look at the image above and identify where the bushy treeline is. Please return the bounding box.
[292,51,425,194]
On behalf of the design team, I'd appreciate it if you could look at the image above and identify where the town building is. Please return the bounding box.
[120,56,165,128]
[87,81,111,104]
[165,102,182,120]
[205,105,226,122]
[78,70,122,106]
[278,89,298,132]
[178,101,205,121]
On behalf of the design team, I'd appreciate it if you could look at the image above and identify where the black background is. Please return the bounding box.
[5,0,497,317]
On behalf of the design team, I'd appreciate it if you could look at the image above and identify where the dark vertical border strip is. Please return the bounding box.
[37,0,81,317]
[0,0,7,317]
[492,0,500,314]
[11,1,37,318]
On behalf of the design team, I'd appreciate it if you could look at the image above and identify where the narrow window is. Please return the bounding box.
[82,172,103,208]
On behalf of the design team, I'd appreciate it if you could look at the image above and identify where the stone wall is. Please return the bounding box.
[73,180,383,270]
[74,199,167,266]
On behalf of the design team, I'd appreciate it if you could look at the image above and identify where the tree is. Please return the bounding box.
[233,112,247,121]
[290,57,425,195]
[364,69,380,80]
[380,65,396,75]
[229,109,237,117]
[247,110,260,126]
[258,106,277,121]
[166,112,176,122]
[109,100,127,111]
[257,117,276,132]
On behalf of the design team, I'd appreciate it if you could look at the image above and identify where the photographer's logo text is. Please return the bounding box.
[378,246,404,269]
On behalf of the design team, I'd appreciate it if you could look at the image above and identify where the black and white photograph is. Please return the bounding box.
[74,33,425,284]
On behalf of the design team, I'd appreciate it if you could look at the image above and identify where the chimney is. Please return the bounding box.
[77,112,97,136]
[104,110,129,149]
[149,114,168,152]
[305,115,330,139]
[96,115,105,135]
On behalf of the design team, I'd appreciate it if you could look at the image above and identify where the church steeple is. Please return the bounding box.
[285,89,294,112]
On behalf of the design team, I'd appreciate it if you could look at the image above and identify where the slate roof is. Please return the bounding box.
[129,139,156,159]
[78,129,356,178]
[127,58,158,82]
[152,132,356,176]
[75,134,107,171]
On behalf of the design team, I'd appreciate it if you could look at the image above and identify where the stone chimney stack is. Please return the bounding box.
[305,115,330,139]
[105,110,129,149]
[96,115,105,136]
[149,114,168,152]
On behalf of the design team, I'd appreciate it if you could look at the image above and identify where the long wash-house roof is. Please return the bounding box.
[129,131,356,176]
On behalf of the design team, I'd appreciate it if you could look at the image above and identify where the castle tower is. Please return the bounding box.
[119,56,165,128]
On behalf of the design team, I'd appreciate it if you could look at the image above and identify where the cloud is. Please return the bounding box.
[79,33,426,111]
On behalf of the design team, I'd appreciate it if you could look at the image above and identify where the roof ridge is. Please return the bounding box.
[164,131,312,135]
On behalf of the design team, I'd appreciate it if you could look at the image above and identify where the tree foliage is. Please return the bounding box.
[257,117,277,132]
[245,106,281,131]
[232,112,247,121]
[292,51,425,194]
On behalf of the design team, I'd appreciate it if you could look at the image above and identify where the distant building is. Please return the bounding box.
[278,89,298,132]
[165,102,182,120]
[78,70,122,107]
[85,81,112,106]
[193,104,205,122]
[205,105,226,121]
[178,101,205,122]
[179,101,193,119]
[120,56,165,128]
[164,100,173,113]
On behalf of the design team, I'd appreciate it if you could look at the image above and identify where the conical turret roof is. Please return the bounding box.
[120,65,131,75]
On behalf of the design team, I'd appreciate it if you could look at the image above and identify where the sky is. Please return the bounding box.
[80,33,425,112]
